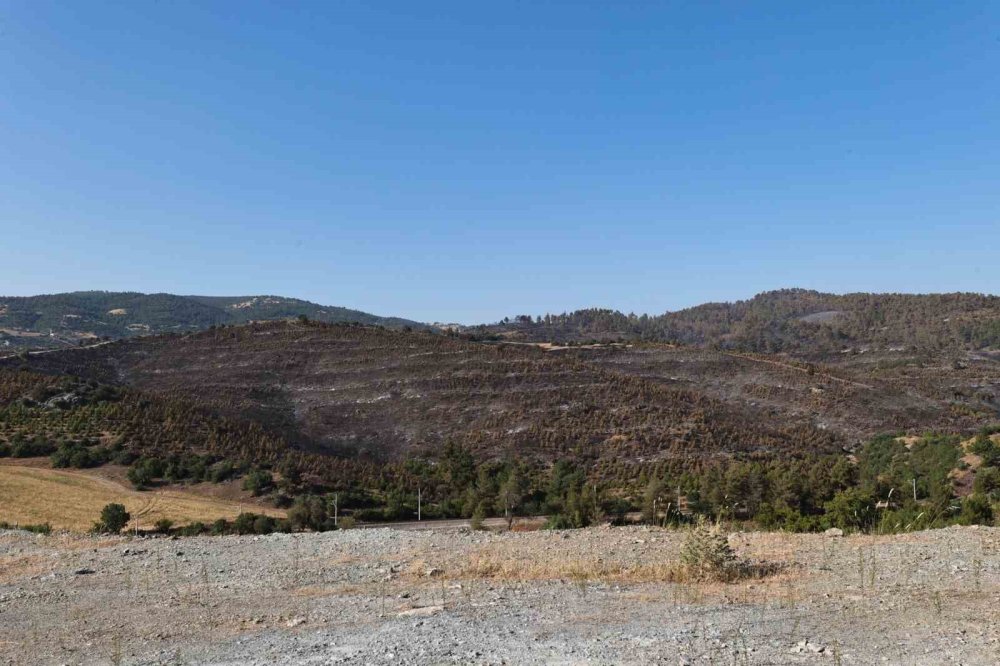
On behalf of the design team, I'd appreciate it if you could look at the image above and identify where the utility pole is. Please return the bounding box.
[912,478,917,501]
[417,487,422,522]
[333,493,339,527]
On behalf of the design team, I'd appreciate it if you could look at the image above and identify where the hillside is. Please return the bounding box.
[477,289,1000,356]
[0,320,845,467]
[0,291,421,350]
[3,320,998,530]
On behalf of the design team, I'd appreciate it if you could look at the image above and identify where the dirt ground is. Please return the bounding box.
[1,525,998,665]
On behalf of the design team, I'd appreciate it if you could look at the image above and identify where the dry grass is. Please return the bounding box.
[426,541,784,586]
[0,464,285,531]
[0,554,52,584]
[453,552,687,583]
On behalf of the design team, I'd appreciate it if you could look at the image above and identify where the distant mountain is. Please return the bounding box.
[475,289,1000,356]
[0,291,422,349]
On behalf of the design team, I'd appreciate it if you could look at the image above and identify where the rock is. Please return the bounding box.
[790,640,826,654]
[73,568,95,575]
[397,605,444,618]
[824,528,844,537]
[424,567,443,578]
[286,617,306,628]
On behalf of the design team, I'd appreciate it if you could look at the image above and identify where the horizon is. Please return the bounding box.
[3,2,999,322]
[4,285,1000,326]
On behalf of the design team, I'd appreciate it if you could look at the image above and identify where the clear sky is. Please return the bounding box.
[1,2,999,323]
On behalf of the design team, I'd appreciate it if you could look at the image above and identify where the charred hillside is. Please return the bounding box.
[1,321,846,469]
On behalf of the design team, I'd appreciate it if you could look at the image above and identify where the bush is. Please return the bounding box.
[959,494,995,526]
[470,502,487,530]
[11,438,56,458]
[51,441,106,469]
[543,513,574,530]
[154,518,174,534]
[242,469,274,496]
[973,467,1000,499]
[179,521,206,536]
[970,436,1000,466]
[0,521,51,535]
[678,519,737,581]
[209,461,237,483]
[233,512,257,535]
[824,487,878,531]
[93,503,130,534]
[287,495,337,531]
[127,457,165,489]
[252,515,277,534]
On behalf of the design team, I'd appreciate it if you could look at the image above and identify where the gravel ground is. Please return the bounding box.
[1,525,998,665]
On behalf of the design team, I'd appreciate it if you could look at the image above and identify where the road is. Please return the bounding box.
[0,339,114,363]
[352,516,522,531]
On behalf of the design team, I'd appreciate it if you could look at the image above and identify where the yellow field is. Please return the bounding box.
[0,464,285,531]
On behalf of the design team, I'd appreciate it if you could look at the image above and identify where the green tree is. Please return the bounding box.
[824,487,877,531]
[496,470,524,529]
[242,469,274,496]
[958,494,994,526]
[94,503,130,534]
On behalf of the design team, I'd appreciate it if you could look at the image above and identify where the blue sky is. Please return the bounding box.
[1,2,999,323]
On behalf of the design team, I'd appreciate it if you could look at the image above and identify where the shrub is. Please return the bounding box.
[287,494,336,531]
[127,457,165,489]
[93,503,130,534]
[209,461,236,483]
[973,467,1000,499]
[678,519,737,581]
[242,469,274,496]
[970,436,1000,466]
[233,512,257,535]
[51,441,106,469]
[543,513,574,530]
[470,502,487,530]
[959,494,995,526]
[154,518,174,534]
[0,521,51,534]
[252,515,277,534]
[11,438,56,457]
[824,487,878,531]
[179,521,207,536]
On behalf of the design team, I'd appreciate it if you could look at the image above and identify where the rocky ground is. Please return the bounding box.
[1,525,998,665]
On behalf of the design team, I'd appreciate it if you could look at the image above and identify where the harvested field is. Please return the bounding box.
[0,464,284,531]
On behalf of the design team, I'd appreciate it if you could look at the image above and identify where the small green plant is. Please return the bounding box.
[470,502,487,530]
[154,518,174,534]
[678,519,737,581]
